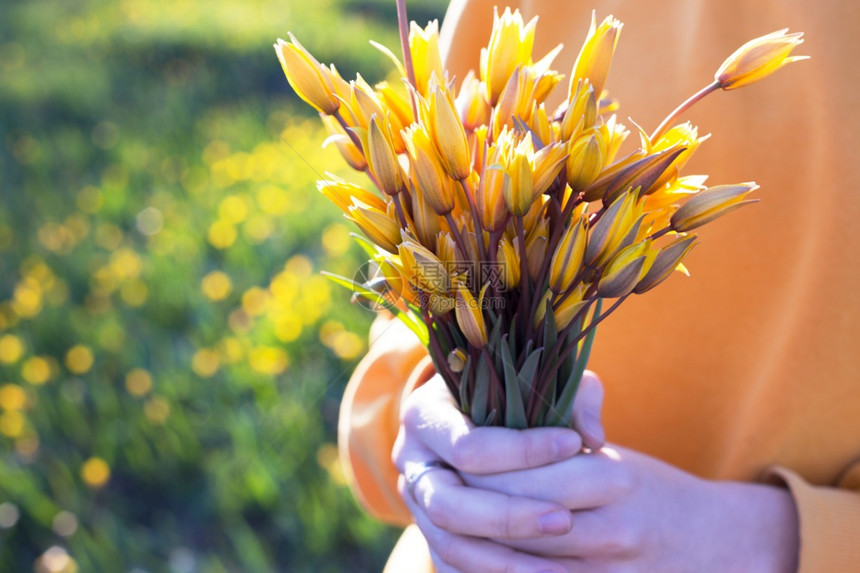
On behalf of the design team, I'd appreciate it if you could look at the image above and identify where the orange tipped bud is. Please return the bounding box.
[671,183,758,232]
[274,35,339,115]
[716,29,807,90]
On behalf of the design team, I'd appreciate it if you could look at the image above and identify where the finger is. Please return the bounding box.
[404,458,574,538]
[400,376,583,474]
[571,371,605,450]
[496,507,636,558]
[399,476,568,573]
[463,448,628,510]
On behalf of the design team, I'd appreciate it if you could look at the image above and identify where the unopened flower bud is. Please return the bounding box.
[274,35,339,115]
[670,183,758,232]
[455,284,488,347]
[716,29,807,90]
[633,235,697,294]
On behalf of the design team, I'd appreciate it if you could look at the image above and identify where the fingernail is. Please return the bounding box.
[583,412,604,444]
[538,510,571,535]
[553,433,580,459]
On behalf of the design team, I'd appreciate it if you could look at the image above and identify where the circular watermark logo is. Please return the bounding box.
[351,261,401,312]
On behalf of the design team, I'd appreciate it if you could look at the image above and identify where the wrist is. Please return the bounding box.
[704,480,799,573]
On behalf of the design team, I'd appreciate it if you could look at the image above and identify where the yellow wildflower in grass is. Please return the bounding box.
[144,396,170,425]
[120,279,148,307]
[81,457,111,488]
[0,410,24,438]
[22,356,53,385]
[207,220,237,249]
[125,369,153,396]
[0,384,27,411]
[201,271,232,301]
[0,334,24,364]
[716,29,807,90]
[191,348,220,378]
[12,280,42,318]
[248,346,289,375]
[65,345,94,375]
[241,286,268,317]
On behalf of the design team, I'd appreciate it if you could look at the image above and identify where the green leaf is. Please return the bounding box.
[542,298,557,358]
[471,352,490,426]
[501,338,528,429]
[458,355,473,415]
[548,298,602,427]
[321,271,429,345]
[517,348,543,396]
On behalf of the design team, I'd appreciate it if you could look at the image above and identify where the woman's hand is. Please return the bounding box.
[393,374,799,573]
[391,372,606,573]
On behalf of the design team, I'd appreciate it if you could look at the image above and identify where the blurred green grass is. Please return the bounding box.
[0,0,447,570]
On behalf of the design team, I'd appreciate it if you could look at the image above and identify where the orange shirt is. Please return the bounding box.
[339,1,860,571]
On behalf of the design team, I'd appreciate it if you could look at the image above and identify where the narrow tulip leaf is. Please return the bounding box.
[517,348,543,396]
[349,232,385,259]
[484,409,498,426]
[558,315,584,386]
[321,271,429,345]
[458,355,473,415]
[471,351,490,426]
[508,313,519,360]
[501,340,528,429]
[548,298,602,427]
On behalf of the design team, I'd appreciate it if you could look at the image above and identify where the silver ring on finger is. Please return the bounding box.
[405,460,455,500]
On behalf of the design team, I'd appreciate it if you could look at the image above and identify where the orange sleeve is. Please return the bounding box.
[338,314,435,526]
[768,464,860,573]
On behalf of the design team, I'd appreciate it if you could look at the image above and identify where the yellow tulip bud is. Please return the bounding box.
[436,232,465,272]
[532,142,567,196]
[716,29,807,90]
[504,150,534,217]
[549,214,588,293]
[497,236,521,291]
[561,80,597,141]
[375,82,413,153]
[553,284,589,330]
[671,183,758,232]
[585,192,643,266]
[448,348,467,373]
[409,20,445,96]
[567,131,606,191]
[403,125,456,215]
[532,289,553,329]
[274,35,339,115]
[346,79,385,129]
[477,166,510,232]
[481,7,537,105]
[455,284,488,347]
[317,176,385,214]
[525,218,549,281]
[398,241,450,296]
[411,185,443,249]
[347,204,401,253]
[378,260,419,307]
[361,115,403,196]
[429,86,471,180]
[597,240,655,298]
[321,116,367,170]
[633,235,697,294]
[569,13,622,100]
[456,72,492,131]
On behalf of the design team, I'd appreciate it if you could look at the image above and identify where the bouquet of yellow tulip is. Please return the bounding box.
[275,3,805,427]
